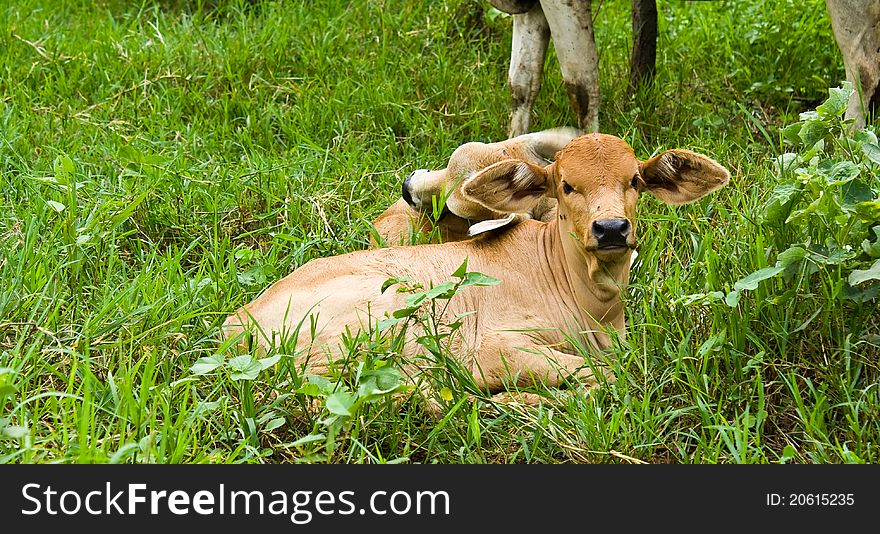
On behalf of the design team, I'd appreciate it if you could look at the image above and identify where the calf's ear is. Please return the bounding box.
[640,149,730,205]
[461,159,551,214]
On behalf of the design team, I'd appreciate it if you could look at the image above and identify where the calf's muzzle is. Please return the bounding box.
[592,218,631,249]
[402,172,416,207]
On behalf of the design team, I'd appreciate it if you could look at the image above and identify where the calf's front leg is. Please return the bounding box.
[471,332,612,392]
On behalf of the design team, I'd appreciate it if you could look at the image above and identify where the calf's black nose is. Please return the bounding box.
[592,218,630,248]
[402,172,415,207]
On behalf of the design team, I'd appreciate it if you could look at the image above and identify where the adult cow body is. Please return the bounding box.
[223,134,729,393]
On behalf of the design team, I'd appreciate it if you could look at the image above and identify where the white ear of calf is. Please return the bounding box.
[467,213,522,236]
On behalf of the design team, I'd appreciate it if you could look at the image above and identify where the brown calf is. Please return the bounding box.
[223,134,729,394]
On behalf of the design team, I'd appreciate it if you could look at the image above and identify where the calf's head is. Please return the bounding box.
[402,142,505,223]
[461,133,730,261]
[401,128,578,230]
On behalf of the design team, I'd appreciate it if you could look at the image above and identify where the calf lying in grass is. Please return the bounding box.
[223,133,729,401]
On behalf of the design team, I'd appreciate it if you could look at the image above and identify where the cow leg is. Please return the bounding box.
[472,333,612,391]
[826,0,880,129]
[509,3,551,137]
[629,0,657,94]
[542,0,600,133]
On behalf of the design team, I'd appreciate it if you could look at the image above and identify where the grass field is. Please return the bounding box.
[1,0,878,464]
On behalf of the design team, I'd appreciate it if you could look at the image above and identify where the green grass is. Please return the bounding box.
[1,0,877,464]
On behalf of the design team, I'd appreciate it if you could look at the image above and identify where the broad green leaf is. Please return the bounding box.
[296,383,326,397]
[776,246,807,279]
[53,154,75,184]
[263,417,286,431]
[776,246,806,268]
[848,259,880,286]
[108,443,141,464]
[697,330,725,357]
[291,433,326,446]
[774,152,799,172]
[781,124,802,146]
[258,354,282,370]
[842,281,880,302]
[237,265,271,287]
[855,201,880,223]
[841,179,873,207]
[785,195,823,224]
[674,292,718,306]
[862,141,880,166]
[118,145,166,166]
[780,444,797,463]
[404,292,427,307]
[451,258,469,278]
[815,82,852,120]
[358,366,403,397]
[190,355,224,375]
[368,366,401,390]
[769,289,798,305]
[763,182,799,222]
[46,200,65,213]
[381,276,408,293]
[227,355,255,370]
[808,246,855,265]
[798,120,827,148]
[724,290,740,307]
[424,281,457,300]
[734,266,784,291]
[392,305,420,319]
[461,271,501,287]
[304,374,333,393]
[862,226,880,258]
[817,159,859,185]
[863,239,880,258]
[376,316,403,331]
[416,333,443,356]
[228,355,261,380]
[439,387,453,402]
[854,127,879,146]
[798,110,819,122]
[0,383,16,398]
[325,391,355,416]
[191,400,223,418]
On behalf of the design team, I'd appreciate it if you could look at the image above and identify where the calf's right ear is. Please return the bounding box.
[640,150,730,205]
[461,159,551,214]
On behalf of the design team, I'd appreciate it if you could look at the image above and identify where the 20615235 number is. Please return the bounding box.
[789,493,854,506]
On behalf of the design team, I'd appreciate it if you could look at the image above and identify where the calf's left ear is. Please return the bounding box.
[461,159,551,214]
[640,149,730,205]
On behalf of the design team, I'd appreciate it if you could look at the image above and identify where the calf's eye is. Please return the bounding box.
[630,174,639,189]
[562,181,574,194]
